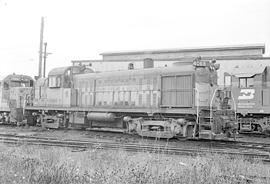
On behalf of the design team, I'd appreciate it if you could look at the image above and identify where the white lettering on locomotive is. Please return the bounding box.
[238,89,255,100]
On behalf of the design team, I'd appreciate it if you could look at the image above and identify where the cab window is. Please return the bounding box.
[239,77,254,88]
[3,82,9,90]
[247,77,254,87]
[49,76,61,88]
[224,76,231,87]
[30,80,34,87]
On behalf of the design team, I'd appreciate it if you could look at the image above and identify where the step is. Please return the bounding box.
[202,117,213,119]
[199,123,211,127]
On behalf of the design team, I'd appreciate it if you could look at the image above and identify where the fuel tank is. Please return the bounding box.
[87,112,116,122]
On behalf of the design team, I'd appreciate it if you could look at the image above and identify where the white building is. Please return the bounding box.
[71,44,270,85]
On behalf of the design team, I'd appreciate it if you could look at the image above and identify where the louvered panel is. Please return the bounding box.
[161,75,193,107]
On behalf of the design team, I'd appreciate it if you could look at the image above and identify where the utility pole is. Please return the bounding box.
[38,17,44,79]
[43,42,47,78]
[42,42,52,78]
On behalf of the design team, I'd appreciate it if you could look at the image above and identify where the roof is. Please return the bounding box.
[100,44,265,56]
[231,65,266,77]
[48,66,95,76]
[0,74,33,82]
[48,66,71,76]
[74,64,196,80]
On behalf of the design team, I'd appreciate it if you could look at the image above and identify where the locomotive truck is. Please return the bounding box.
[24,58,236,140]
[224,65,270,134]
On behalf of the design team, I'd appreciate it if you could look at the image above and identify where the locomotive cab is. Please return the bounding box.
[29,65,94,128]
[45,65,94,107]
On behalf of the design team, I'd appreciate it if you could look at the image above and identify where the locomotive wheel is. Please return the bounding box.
[251,124,256,131]
[257,125,263,133]
[186,125,194,138]
[225,130,231,138]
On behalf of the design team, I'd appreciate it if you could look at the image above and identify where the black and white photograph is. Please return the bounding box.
[0,0,270,183]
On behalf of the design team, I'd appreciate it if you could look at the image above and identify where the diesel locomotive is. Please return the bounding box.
[23,58,236,140]
[225,65,270,134]
[0,74,33,123]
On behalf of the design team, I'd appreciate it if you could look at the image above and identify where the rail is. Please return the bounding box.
[0,133,269,163]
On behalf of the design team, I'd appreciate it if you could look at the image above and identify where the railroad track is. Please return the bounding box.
[1,128,270,151]
[58,131,270,153]
[0,133,269,184]
[0,133,269,163]
[186,138,270,153]
[239,131,270,138]
[83,131,270,153]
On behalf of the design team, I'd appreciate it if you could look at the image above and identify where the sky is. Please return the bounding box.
[0,0,270,77]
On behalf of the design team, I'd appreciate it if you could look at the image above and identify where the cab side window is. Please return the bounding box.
[3,82,9,90]
[48,76,61,88]
[239,77,254,88]
[224,76,231,87]
[247,77,254,87]
[30,80,34,87]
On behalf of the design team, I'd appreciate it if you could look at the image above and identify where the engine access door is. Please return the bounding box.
[161,75,193,107]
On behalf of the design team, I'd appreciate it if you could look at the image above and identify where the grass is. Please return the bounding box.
[0,143,269,184]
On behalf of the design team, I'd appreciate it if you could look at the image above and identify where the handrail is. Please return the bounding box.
[230,89,237,121]
[193,87,199,138]
[210,87,218,129]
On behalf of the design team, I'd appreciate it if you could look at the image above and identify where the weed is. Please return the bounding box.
[0,144,269,184]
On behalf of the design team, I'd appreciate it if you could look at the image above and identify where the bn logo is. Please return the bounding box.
[238,89,255,100]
